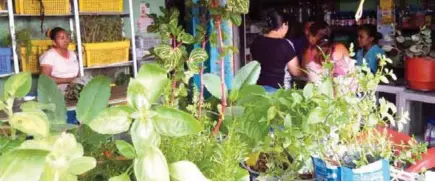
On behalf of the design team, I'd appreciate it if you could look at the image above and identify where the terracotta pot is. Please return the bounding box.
[405,57,435,91]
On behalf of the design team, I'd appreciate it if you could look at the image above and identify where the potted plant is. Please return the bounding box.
[80,16,130,67]
[383,26,435,91]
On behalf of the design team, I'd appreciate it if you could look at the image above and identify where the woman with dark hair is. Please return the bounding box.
[356,24,385,73]
[250,9,302,93]
[303,21,350,83]
[40,27,79,92]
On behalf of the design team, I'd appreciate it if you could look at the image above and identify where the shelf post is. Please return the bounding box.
[7,0,18,73]
[72,0,84,76]
[128,0,138,77]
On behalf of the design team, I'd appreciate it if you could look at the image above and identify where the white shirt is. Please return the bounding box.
[39,48,79,92]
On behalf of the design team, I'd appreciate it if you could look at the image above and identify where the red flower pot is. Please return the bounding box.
[405,57,435,91]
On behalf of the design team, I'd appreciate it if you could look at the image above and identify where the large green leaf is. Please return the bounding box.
[134,144,169,181]
[129,63,169,108]
[38,74,66,124]
[10,111,50,137]
[303,83,314,99]
[189,48,208,63]
[307,107,328,124]
[0,149,49,181]
[233,61,261,90]
[179,32,195,44]
[109,173,131,181]
[203,73,227,100]
[319,78,334,98]
[4,72,32,99]
[228,0,250,14]
[169,161,208,181]
[88,106,132,135]
[127,79,151,110]
[68,157,97,175]
[236,85,266,104]
[131,119,161,154]
[153,44,183,67]
[152,107,203,137]
[0,137,24,154]
[20,101,55,112]
[239,115,269,143]
[230,13,242,26]
[76,76,111,124]
[116,140,136,159]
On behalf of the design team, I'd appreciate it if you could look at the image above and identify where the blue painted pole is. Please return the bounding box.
[190,0,233,92]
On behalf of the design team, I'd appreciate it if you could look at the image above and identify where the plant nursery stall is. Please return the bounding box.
[1,0,435,181]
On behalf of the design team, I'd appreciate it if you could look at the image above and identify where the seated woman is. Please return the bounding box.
[39,27,79,93]
[356,24,385,73]
[303,21,350,83]
[250,9,302,93]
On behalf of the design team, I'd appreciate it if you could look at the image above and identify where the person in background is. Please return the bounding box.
[250,9,302,93]
[303,21,350,83]
[286,16,317,66]
[356,24,385,73]
[40,27,79,93]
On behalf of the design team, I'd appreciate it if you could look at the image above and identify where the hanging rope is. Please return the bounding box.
[38,0,45,34]
[355,0,365,22]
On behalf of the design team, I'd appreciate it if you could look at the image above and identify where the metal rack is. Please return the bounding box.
[5,0,138,77]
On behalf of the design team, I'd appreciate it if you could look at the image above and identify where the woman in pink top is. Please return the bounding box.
[302,21,350,83]
[40,27,79,92]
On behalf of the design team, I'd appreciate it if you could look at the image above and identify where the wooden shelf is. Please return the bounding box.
[84,61,132,70]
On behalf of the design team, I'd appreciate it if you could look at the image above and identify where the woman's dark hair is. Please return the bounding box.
[309,21,332,47]
[358,24,382,43]
[46,27,66,40]
[309,21,333,63]
[265,9,287,31]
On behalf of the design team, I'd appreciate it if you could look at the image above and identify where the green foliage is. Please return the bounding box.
[0,149,49,181]
[86,63,206,180]
[38,74,67,124]
[9,111,50,138]
[115,140,136,159]
[153,106,203,137]
[80,16,124,43]
[169,161,209,180]
[76,76,111,124]
[227,0,250,14]
[232,61,261,90]
[4,72,32,99]
[88,106,133,134]
[133,144,170,181]
[203,73,226,100]
[109,173,131,181]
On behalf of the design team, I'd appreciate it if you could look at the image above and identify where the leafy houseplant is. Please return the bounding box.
[384,26,435,91]
[0,72,97,181]
[148,7,208,107]
[79,63,208,181]
[231,45,427,180]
